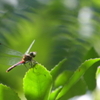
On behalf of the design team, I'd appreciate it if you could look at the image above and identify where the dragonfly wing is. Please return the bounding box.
[25,40,35,54]
[0,56,21,66]
[0,43,23,57]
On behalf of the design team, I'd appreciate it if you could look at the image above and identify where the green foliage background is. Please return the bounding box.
[0,0,100,100]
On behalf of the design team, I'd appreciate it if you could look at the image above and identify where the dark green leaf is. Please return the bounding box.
[56,58,100,100]
[58,78,87,100]
[83,47,100,90]
[50,58,67,81]
[54,71,73,87]
[54,71,87,100]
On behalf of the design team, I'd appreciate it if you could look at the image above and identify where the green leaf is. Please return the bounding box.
[23,64,52,100]
[58,78,87,100]
[83,47,100,90]
[50,58,67,81]
[83,47,99,60]
[54,71,87,100]
[49,86,62,100]
[96,66,100,78]
[54,71,74,87]
[0,84,20,100]
[56,58,100,100]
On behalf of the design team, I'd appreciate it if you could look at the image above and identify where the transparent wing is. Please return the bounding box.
[0,43,23,57]
[0,56,21,66]
[25,40,35,54]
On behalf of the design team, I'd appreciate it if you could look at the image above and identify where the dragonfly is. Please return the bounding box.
[0,40,37,72]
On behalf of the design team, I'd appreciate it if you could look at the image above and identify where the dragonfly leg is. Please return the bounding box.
[32,60,38,68]
[28,60,38,68]
[29,61,33,68]
[23,64,28,70]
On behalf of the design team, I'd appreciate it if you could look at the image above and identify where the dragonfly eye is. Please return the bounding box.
[30,52,36,57]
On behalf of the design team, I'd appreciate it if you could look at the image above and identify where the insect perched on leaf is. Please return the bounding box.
[0,40,37,72]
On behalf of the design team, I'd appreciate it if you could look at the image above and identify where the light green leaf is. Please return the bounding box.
[0,84,20,100]
[49,86,62,100]
[96,66,100,78]
[23,64,52,100]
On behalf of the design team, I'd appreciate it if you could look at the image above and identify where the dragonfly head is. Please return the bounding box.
[29,52,36,57]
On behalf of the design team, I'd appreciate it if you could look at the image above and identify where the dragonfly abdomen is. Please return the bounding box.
[6,60,25,72]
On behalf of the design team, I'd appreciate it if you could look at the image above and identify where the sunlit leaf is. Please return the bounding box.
[96,66,100,78]
[49,86,62,100]
[23,64,52,100]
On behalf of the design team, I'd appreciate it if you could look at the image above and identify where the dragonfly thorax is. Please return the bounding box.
[22,52,36,62]
[22,54,32,62]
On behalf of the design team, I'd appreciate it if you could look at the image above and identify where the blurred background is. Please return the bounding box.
[0,0,100,100]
